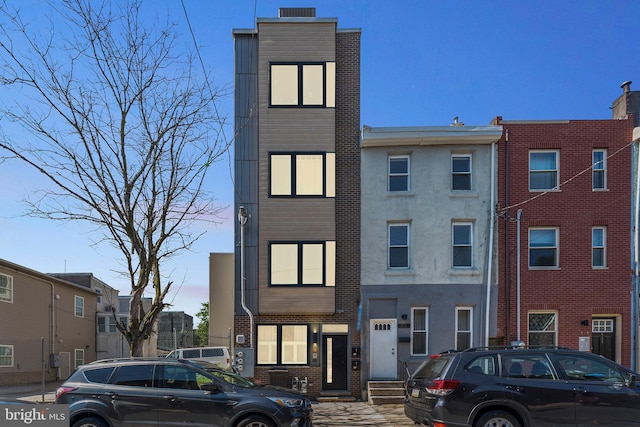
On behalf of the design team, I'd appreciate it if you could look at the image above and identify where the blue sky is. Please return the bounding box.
[1,0,639,322]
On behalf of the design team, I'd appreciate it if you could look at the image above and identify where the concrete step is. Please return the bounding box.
[367,380,405,405]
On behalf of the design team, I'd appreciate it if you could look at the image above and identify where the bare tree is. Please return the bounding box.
[0,0,229,356]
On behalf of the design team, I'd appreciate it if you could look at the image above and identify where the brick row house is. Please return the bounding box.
[496,82,640,368]
[232,8,362,399]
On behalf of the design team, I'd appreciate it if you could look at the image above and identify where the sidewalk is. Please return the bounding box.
[0,381,62,403]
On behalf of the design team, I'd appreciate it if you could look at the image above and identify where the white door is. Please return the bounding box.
[369,319,397,379]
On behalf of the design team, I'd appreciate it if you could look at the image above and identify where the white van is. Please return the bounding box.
[166,346,231,370]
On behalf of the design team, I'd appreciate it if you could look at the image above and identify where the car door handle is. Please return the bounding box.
[505,385,524,393]
[573,387,588,394]
[105,392,117,400]
[162,395,179,402]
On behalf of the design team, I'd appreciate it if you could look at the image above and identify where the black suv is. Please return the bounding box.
[404,347,640,427]
[55,357,312,427]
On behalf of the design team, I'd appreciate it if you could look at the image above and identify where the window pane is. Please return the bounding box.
[592,227,605,267]
[271,244,298,284]
[325,62,335,107]
[325,241,336,287]
[282,325,307,364]
[390,225,408,246]
[389,225,409,268]
[302,244,323,284]
[0,274,11,302]
[529,229,557,267]
[412,332,427,354]
[271,155,292,196]
[530,229,556,247]
[452,156,471,191]
[326,153,335,197]
[530,152,558,190]
[302,65,323,106]
[389,157,408,192]
[453,224,472,267]
[271,65,298,105]
[257,325,278,364]
[529,313,556,346]
[412,308,427,355]
[75,296,84,317]
[296,154,323,195]
[453,225,471,245]
[0,346,13,366]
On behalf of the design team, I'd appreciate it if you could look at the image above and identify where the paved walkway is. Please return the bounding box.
[312,402,415,426]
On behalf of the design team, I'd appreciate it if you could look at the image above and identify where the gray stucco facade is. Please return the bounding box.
[360,125,503,379]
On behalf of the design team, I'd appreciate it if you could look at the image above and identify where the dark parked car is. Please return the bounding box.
[404,346,640,427]
[55,357,312,427]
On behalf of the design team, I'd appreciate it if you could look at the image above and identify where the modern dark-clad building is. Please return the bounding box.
[232,8,361,399]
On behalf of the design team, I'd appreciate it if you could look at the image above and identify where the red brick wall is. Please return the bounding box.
[496,118,635,366]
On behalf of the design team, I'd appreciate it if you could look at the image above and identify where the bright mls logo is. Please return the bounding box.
[0,405,68,426]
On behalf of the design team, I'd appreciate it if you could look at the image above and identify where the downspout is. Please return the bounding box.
[632,139,640,370]
[485,142,497,346]
[504,130,511,343]
[238,206,254,348]
[516,209,523,343]
[48,281,55,356]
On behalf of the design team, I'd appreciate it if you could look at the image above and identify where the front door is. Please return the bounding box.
[369,319,397,379]
[59,352,71,380]
[592,318,615,361]
[322,334,348,390]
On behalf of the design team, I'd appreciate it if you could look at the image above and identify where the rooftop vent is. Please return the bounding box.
[451,116,465,126]
[279,7,316,18]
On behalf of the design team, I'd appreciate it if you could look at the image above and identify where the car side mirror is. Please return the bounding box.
[624,373,637,388]
[201,382,221,394]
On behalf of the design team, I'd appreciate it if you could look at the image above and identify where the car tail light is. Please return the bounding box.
[55,386,76,400]
[426,379,460,396]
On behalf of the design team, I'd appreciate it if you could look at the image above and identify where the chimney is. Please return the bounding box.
[611,80,640,126]
[621,80,632,94]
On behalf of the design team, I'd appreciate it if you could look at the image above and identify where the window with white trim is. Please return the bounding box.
[593,149,607,190]
[592,227,606,268]
[388,155,409,192]
[452,154,471,190]
[388,223,409,269]
[256,324,308,365]
[528,312,557,346]
[0,345,13,366]
[456,307,473,350]
[452,223,473,268]
[269,241,335,286]
[529,150,559,191]
[74,349,85,369]
[75,295,85,318]
[270,153,335,197]
[270,62,335,107]
[0,273,13,303]
[411,307,428,356]
[529,228,558,268]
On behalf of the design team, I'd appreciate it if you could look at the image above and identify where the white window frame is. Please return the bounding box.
[388,155,409,192]
[74,348,85,369]
[528,312,558,346]
[451,154,472,191]
[592,226,606,268]
[452,223,473,268]
[270,152,335,198]
[74,295,85,318]
[388,223,410,269]
[0,273,13,303]
[270,62,335,107]
[529,150,559,191]
[529,227,559,268]
[455,307,473,350]
[592,149,607,190]
[0,344,13,367]
[411,307,428,356]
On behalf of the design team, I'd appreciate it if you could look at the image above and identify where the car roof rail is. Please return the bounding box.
[89,357,168,364]
[462,345,571,352]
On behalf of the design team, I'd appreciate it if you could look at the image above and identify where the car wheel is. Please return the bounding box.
[475,410,521,427]
[235,414,276,427]
[72,417,108,427]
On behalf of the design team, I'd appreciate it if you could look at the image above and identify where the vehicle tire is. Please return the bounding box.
[474,410,521,427]
[72,417,108,427]
[235,415,276,427]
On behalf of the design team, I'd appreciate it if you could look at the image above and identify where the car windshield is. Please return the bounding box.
[413,355,451,379]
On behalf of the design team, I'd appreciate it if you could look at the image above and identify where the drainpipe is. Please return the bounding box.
[504,130,511,343]
[238,206,254,348]
[485,142,497,346]
[632,140,640,370]
[516,209,523,343]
